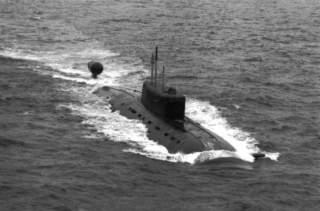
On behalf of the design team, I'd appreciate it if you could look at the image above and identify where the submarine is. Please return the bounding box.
[92,47,265,160]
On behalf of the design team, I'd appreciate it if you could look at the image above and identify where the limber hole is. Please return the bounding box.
[128,107,136,114]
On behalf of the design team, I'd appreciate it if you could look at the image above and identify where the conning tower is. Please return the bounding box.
[141,47,186,122]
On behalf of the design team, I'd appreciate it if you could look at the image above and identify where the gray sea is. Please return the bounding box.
[0,0,319,210]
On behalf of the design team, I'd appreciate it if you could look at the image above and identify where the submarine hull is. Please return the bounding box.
[94,86,236,154]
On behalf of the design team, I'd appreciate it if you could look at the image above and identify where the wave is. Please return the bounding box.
[0,137,26,148]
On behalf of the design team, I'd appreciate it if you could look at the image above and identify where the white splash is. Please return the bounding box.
[185,99,258,162]
[185,99,279,162]
[0,46,146,88]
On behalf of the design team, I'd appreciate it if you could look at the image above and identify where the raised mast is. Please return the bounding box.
[150,46,165,91]
[150,53,154,85]
[162,65,165,91]
[154,46,158,87]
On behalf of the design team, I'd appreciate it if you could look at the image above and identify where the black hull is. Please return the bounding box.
[94,86,236,154]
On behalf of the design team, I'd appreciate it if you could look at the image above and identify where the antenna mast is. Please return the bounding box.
[154,46,158,87]
[162,65,165,91]
[150,53,154,84]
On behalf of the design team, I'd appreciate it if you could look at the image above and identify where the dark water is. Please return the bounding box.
[0,0,319,210]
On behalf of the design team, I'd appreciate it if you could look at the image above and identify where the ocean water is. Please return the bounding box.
[0,0,319,210]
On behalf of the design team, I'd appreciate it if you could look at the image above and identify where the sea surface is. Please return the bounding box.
[0,0,319,210]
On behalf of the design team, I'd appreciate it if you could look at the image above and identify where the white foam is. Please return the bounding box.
[0,48,41,61]
[233,104,241,109]
[52,73,95,85]
[60,98,174,159]
[263,151,280,161]
[185,98,260,162]
[0,46,118,75]
[125,148,246,164]
[0,47,144,88]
